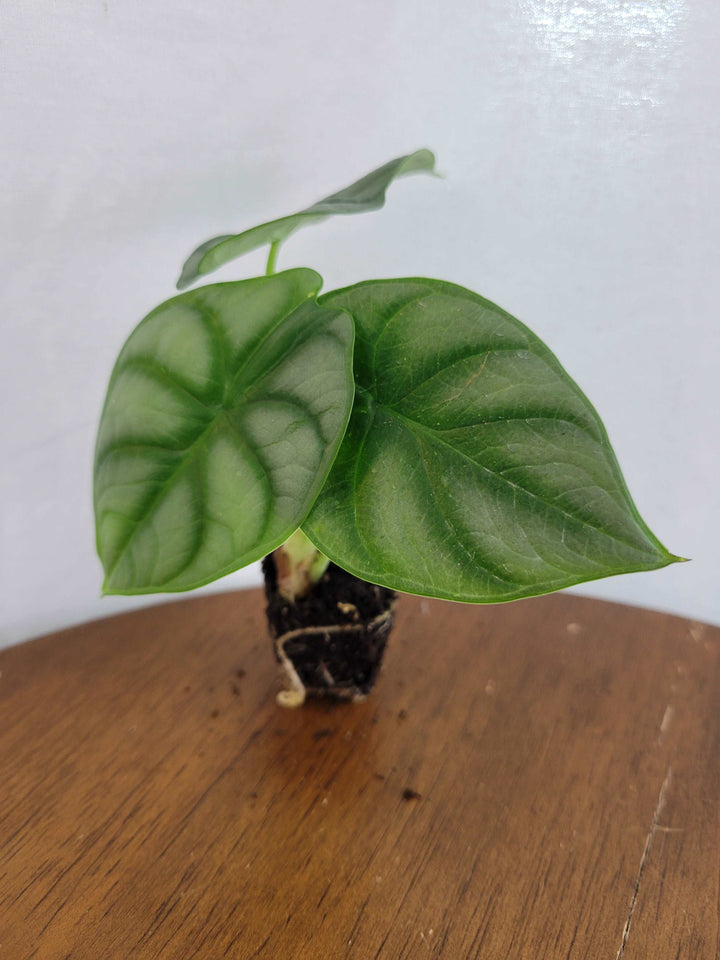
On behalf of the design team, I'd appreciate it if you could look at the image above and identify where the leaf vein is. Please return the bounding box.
[381,404,657,557]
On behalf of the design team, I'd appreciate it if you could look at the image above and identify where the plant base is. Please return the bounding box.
[262,556,397,707]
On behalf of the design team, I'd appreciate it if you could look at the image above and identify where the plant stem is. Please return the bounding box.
[273,529,330,602]
[265,241,280,276]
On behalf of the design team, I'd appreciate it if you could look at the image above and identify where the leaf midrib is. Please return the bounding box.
[373,399,661,558]
[102,387,335,586]
[102,415,222,585]
[101,289,337,587]
[225,293,318,402]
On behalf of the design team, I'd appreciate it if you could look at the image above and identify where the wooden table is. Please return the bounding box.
[1,589,718,958]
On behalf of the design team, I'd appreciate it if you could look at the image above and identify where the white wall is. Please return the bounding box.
[2,0,718,647]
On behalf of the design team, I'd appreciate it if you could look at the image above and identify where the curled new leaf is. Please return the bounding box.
[177,149,437,290]
[303,278,679,602]
[94,269,354,594]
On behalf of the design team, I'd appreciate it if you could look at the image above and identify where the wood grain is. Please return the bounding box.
[0,590,718,959]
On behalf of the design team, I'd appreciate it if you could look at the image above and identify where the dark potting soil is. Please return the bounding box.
[262,556,398,698]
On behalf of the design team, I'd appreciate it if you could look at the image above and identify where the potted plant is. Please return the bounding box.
[94,150,681,707]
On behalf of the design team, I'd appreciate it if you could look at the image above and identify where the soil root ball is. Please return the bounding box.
[262,556,397,705]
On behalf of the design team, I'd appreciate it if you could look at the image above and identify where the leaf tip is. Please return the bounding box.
[100,569,121,596]
[406,148,438,175]
[176,263,198,291]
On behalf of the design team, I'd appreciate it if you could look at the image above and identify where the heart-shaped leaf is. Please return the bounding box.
[177,149,437,290]
[94,269,354,594]
[303,279,679,602]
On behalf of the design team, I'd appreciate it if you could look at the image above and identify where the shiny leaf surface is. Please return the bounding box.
[303,279,678,602]
[95,270,354,594]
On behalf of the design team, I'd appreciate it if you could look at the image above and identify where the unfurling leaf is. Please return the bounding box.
[177,149,437,289]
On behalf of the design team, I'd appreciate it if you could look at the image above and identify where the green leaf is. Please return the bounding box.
[303,278,679,602]
[94,269,354,594]
[177,149,437,290]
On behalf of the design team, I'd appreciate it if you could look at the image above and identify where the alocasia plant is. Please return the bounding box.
[94,150,680,702]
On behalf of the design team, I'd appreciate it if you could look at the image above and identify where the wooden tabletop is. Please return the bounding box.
[1,589,718,959]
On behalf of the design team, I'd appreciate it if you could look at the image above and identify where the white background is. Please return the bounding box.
[2,0,718,647]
